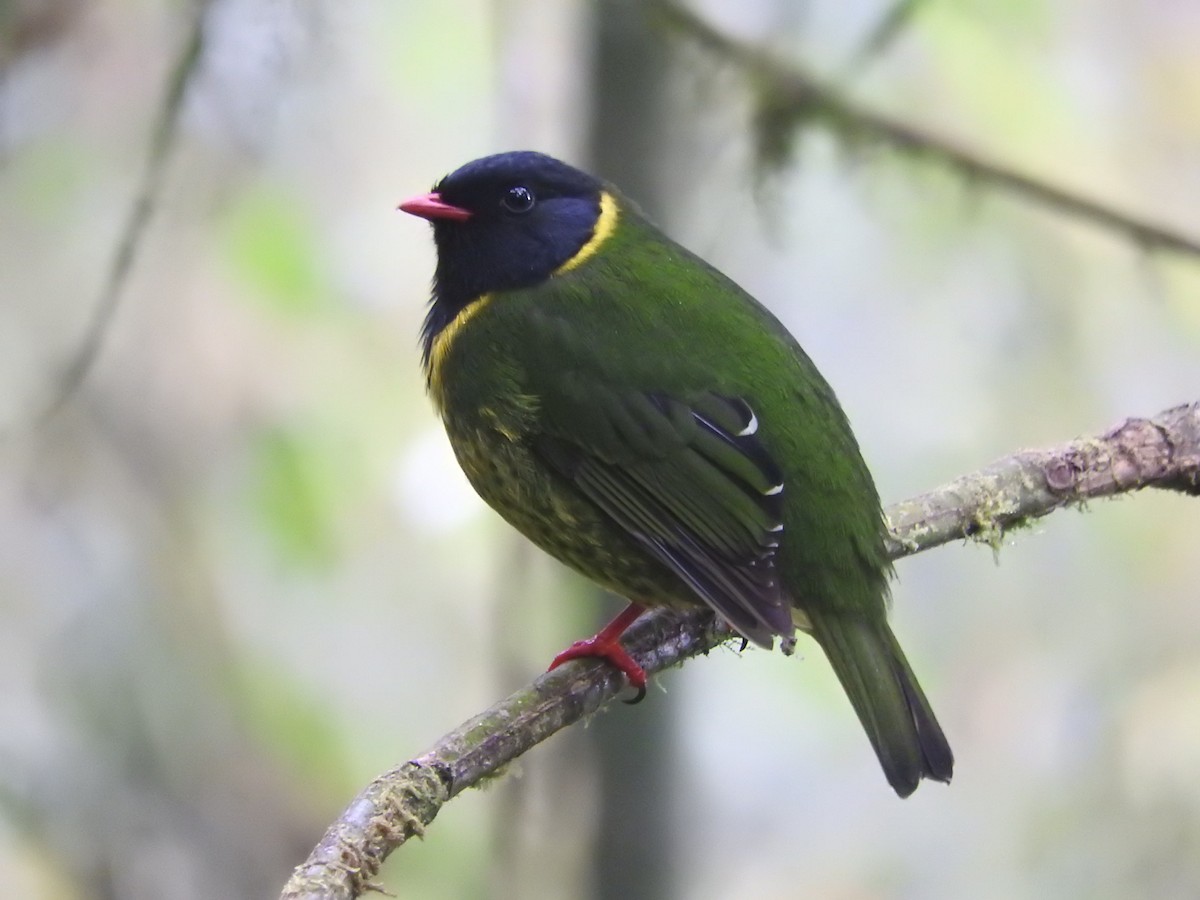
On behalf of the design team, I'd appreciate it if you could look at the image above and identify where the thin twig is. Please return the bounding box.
[841,0,932,78]
[4,0,212,438]
[650,0,1200,259]
[279,400,1200,900]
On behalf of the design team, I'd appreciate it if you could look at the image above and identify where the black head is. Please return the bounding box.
[399,151,605,364]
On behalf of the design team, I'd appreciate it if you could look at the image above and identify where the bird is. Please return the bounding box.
[398,150,953,797]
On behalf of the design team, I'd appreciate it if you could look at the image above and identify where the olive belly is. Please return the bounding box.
[446,421,700,611]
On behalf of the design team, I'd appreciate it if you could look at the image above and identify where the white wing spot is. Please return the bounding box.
[767,523,784,533]
[737,410,759,436]
[763,483,783,496]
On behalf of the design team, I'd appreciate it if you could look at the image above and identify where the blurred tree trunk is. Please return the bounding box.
[582,2,678,899]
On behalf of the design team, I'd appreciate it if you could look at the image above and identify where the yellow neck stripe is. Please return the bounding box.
[553,190,619,276]
[426,191,617,408]
[427,292,493,403]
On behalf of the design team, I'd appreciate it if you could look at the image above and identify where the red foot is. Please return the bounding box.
[547,602,648,698]
[549,637,648,689]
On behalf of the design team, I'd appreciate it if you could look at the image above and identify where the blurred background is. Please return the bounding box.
[3,0,1200,897]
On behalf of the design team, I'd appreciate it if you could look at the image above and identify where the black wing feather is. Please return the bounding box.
[536,391,792,646]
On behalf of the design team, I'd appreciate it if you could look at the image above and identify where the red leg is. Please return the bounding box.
[548,602,647,692]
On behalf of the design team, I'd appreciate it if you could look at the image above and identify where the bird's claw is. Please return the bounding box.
[622,683,648,705]
[548,636,648,700]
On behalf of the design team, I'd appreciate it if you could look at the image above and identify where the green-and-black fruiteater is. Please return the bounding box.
[399,151,953,797]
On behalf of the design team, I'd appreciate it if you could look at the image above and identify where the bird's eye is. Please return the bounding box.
[501,186,535,214]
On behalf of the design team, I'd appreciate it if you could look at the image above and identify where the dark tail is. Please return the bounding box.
[810,611,953,797]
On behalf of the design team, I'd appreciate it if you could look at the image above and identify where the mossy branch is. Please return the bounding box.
[648,0,1200,260]
[279,400,1200,900]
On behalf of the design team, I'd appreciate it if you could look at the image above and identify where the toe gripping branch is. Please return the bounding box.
[547,602,648,703]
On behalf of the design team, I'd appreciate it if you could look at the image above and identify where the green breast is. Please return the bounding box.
[432,293,701,607]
